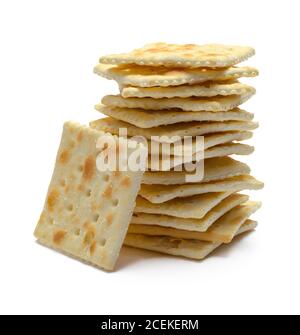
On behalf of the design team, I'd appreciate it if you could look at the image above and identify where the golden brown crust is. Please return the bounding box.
[100,43,255,68]
[53,230,67,245]
[82,155,96,181]
[46,189,60,211]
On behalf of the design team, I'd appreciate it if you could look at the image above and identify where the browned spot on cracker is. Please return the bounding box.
[113,170,121,178]
[82,155,95,181]
[83,221,96,235]
[106,212,114,226]
[64,185,70,194]
[103,183,113,198]
[77,184,85,192]
[47,189,60,211]
[121,175,131,188]
[53,230,67,244]
[90,241,97,255]
[183,44,196,49]
[59,149,70,164]
[147,48,166,53]
[83,230,95,245]
[77,129,84,142]
[83,221,93,229]
[173,44,196,52]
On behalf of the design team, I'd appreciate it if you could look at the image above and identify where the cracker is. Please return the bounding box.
[135,190,240,219]
[132,193,248,232]
[140,175,263,203]
[197,142,254,158]
[100,43,255,68]
[101,93,254,112]
[34,121,146,271]
[90,117,258,142]
[94,63,258,87]
[124,220,257,260]
[142,157,250,185]
[201,131,252,150]
[121,81,255,99]
[148,131,253,156]
[129,201,261,243]
[96,104,254,128]
[148,143,254,171]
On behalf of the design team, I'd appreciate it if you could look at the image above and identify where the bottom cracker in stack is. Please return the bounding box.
[124,220,257,260]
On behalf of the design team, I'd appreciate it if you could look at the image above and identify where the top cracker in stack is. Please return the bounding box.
[91,42,263,260]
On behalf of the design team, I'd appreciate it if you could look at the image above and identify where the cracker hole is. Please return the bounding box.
[60,179,66,187]
[67,204,74,212]
[86,189,92,197]
[112,199,119,207]
[103,174,109,182]
[49,218,54,225]
[93,214,100,222]
[74,228,80,236]
[99,238,106,247]
[78,165,83,172]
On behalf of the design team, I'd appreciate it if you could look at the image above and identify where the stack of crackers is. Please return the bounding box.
[92,43,263,261]
[34,43,263,271]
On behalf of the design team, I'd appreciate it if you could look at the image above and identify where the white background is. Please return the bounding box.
[0,0,299,315]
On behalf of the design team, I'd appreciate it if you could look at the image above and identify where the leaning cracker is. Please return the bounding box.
[101,93,254,112]
[139,175,263,203]
[96,105,254,128]
[34,121,146,271]
[124,220,257,260]
[100,43,255,68]
[94,63,258,87]
[148,143,254,171]
[142,156,250,185]
[129,201,261,243]
[121,81,255,99]
[132,193,248,232]
[148,131,253,156]
[90,117,258,142]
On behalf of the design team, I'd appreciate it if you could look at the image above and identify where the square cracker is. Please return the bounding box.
[148,131,253,156]
[121,81,255,99]
[142,157,251,185]
[132,193,249,232]
[124,220,257,260]
[95,105,254,128]
[148,142,254,171]
[90,117,258,142]
[101,93,254,112]
[34,121,146,271]
[135,189,246,219]
[129,201,261,243]
[100,43,255,68]
[94,63,258,87]
[140,175,263,203]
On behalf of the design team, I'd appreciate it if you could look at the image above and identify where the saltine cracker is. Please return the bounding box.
[34,122,146,271]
